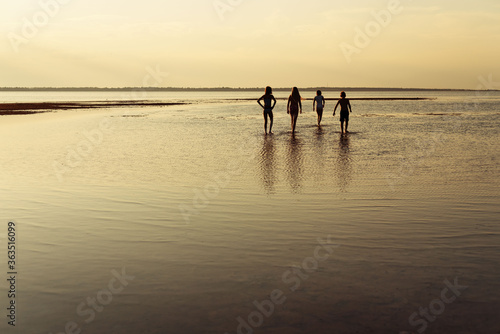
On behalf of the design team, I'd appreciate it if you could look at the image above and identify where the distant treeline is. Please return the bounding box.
[0,87,495,92]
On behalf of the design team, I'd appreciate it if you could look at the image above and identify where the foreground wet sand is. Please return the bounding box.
[0,96,498,334]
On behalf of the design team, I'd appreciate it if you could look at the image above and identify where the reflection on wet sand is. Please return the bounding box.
[335,133,353,192]
[286,134,304,193]
[312,126,327,184]
[256,130,354,194]
[259,135,277,194]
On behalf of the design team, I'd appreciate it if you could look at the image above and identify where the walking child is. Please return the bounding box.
[313,90,326,126]
[287,87,302,134]
[333,91,352,134]
[257,86,277,134]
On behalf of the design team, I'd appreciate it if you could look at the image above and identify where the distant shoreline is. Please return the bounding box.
[0,101,189,115]
[0,87,497,92]
[0,98,433,115]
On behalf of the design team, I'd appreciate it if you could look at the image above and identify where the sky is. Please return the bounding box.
[1,0,499,89]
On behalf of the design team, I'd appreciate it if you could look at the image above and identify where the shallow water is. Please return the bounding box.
[0,91,499,333]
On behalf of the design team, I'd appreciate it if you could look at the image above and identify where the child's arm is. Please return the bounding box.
[287,97,291,114]
[348,100,352,113]
[333,100,340,115]
[271,95,277,109]
[257,95,265,109]
[313,98,316,111]
[299,99,302,113]
[322,96,326,109]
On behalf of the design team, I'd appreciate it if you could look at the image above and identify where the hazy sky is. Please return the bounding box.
[1,0,499,88]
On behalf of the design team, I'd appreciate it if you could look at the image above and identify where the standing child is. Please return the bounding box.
[287,87,302,134]
[257,86,277,134]
[333,91,352,134]
[313,90,326,126]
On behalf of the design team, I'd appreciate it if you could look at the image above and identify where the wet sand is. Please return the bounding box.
[0,101,189,115]
[0,98,434,115]
[0,94,499,334]
[234,97,435,102]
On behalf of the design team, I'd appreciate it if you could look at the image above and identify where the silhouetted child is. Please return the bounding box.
[287,87,302,134]
[333,91,352,134]
[258,86,277,134]
[313,90,326,126]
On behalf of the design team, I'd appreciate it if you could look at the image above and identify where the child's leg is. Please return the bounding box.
[269,112,274,133]
[291,114,297,133]
[264,112,268,133]
[345,120,349,133]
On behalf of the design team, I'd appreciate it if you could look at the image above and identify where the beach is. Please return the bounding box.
[0,90,499,334]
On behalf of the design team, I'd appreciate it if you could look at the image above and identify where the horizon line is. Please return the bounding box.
[0,86,498,92]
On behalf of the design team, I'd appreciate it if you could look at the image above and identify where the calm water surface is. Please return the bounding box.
[0,91,499,333]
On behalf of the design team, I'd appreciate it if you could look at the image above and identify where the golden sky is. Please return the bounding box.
[1,0,499,88]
